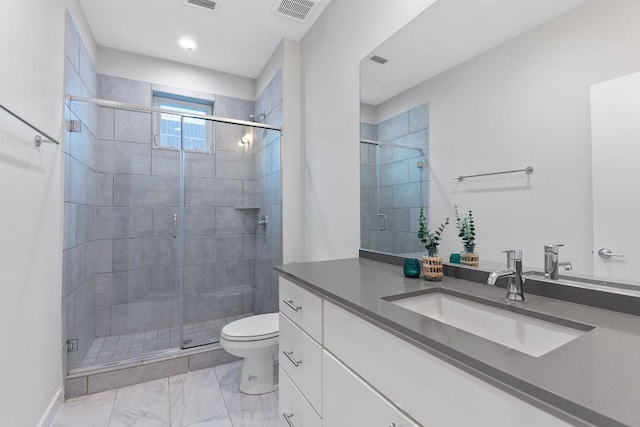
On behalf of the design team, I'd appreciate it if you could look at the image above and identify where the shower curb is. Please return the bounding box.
[64,344,238,399]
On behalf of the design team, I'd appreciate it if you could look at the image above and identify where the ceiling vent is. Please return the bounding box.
[272,0,320,22]
[185,0,217,11]
[369,55,389,65]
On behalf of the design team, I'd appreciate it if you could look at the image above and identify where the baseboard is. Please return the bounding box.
[37,388,63,427]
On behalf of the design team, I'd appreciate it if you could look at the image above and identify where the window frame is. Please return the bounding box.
[152,94,215,153]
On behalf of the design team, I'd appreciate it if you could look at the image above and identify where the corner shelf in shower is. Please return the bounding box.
[233,206,260,210]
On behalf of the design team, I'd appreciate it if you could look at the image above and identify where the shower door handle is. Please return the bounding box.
[378,213,387,231]
[173,214,177,238]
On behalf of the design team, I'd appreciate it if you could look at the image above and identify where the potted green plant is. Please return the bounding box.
[417,208,449,257]
[455,206,476,253]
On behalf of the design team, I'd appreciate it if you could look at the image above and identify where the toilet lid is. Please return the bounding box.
[221,313,279,342]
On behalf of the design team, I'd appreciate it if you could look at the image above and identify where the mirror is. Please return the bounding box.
[360,0,640,287]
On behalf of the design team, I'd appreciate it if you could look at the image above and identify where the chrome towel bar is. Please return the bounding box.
[0,101,60,146]
[454,166,533,182]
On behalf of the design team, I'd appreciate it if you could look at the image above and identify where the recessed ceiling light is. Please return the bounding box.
[178,37,197,51]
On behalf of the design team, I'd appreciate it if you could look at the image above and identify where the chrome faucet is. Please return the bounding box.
[487,249,525,301]
[544,244,572,280]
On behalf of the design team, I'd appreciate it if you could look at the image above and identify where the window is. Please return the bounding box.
[153,95,214,152]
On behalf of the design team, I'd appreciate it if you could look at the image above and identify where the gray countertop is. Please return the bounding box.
[275,257,640,427]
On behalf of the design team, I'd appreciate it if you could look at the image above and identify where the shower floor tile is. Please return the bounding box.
[78,313,253,368]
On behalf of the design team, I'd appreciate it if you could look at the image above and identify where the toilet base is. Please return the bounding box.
[239,353,276,395]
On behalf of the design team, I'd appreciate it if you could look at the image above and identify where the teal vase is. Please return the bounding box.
[403,258,421,278]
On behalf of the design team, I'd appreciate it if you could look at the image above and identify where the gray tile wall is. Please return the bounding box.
[360,140,378,249]
[253,70,283,315]
[360,104,429,254]
[63,14,99,371]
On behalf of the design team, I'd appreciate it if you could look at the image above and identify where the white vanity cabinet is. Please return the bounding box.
[278,276,323,426]
[279,276,323,342]
[323,350,419,427]
[279,275,574,427]
[323,301,573,427]
[279,314,322,412]
[279,366,322,427]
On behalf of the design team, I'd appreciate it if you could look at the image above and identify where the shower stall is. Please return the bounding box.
[62,81,282,374]
[60,15,283,398]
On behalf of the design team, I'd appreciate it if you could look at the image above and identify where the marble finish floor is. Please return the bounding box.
[79,314,253,368]
[52,360,279,426]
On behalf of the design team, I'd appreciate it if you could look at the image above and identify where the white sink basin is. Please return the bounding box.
[392,291,590,357]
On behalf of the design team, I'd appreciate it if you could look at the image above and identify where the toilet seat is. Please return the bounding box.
[221,313,279,342]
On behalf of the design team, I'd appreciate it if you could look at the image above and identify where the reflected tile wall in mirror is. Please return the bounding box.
[360,103,428,255]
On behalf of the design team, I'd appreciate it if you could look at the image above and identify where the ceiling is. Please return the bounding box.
[79,0,331,79]
[360,0,588,106]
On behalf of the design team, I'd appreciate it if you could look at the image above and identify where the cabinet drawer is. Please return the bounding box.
[279,367,322,427]
[279,313,322,414]
[323,350,419,427]
[324,301,572,427]
[279,276,323,343]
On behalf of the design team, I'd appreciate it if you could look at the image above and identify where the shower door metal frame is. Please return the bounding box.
[68,96,282,131]
[178,116,186,349]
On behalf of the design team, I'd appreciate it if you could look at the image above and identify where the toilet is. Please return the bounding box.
[220,313,279,394]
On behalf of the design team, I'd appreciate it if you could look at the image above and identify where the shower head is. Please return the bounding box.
[249,113,266,123]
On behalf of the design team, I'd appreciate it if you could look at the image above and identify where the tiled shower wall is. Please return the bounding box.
[93,76,259,339]
[253,71,283,314]
[62,14,100,370]
[360,104,428,254]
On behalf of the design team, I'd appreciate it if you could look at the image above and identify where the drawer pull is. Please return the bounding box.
[283,299,302,312]
[283,412,295,427]
[283,350,302,367]
[389,424,396,427]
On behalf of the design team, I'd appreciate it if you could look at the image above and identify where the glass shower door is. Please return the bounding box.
[180,115,225,349]
[87,108,184,365]
[181,120,256,349]
[360,141,379,251]
[360,142,427,255]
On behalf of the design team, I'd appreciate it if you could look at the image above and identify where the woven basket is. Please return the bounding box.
[422,256,443,281]
[461,253,479,267]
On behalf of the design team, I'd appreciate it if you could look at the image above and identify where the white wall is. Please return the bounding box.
[375,0,640,272]
[299,0,437,262]
[257,41,284,101]
[97,46,256,101]
[360,104,377,127]
[0,1,95,425]
[281,39,303,264]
